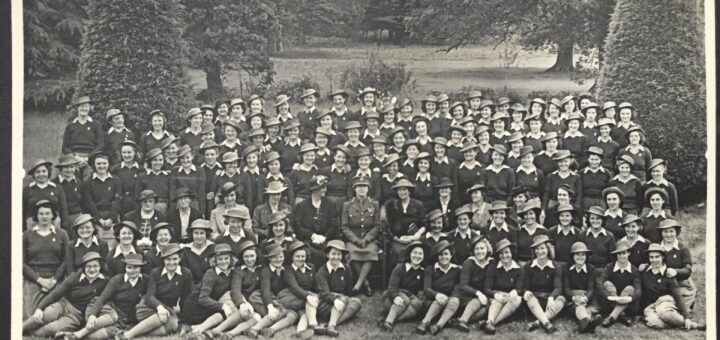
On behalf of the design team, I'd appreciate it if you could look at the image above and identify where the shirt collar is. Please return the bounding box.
[363,130,377,139]
[331,106,347,114]
[416,172,431,181]
[316,147,331,156]
[596,135,613,143]
[58,175,77,183]
[184,127,201,135]
[620,235,647,247]
[650,265,667,275]
[121,162,140,169]
[425,231,447,240]
[292,263,312,273]
[326,261,345,273]
[108,126,130,134]
[556,226,576,235]
[497,260,521,271]
[114,246,137,258]
[124,274,142,286]
[649,178,670,186]
[582,121,597,128]
[161,266,183,278]
[646,210,667,218]
[583,166,606,174]
[661,239,680,251]
[243,166,260,175]
[380,122,395,129]
[434,262,459,274]
[355,169,372,178]
[202,162,222,169]
[612,174,639,183]
[405,263,421,271]
[93,173,113,182]
[453,227,474,239]
[459,161,481,169]
[604,209,623,218]
[344,141,365,148]
[215,267,233,276]
[32,225,56,234]
[220,139,241,147]
[613,262,632,273]
[223,227,246,238]
[240,264,260,272]
[570,263,588,273]
[520,224,547,234]
[179,164,198,174]
[147,169,169,175]
[79,273,105,283]
[269,263,284,273]
[29,181,55,188]
[75,236,100,248]
[586,227,608,237]
[531,259,555,269]
[284,138,301,147]
[490,222,509,233]
[73,116,93,123]
[435,156,449,164]
[266,172,285,180]
[516,165,537,174]
[485,164,511,173]
[331,163,346,173]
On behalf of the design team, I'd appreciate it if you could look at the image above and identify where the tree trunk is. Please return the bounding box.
[205,61,225,101]
[545,41,575,72]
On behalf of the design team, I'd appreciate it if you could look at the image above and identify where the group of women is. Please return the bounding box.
[22,88,703,339]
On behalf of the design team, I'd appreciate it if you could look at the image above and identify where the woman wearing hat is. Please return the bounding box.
[23,200,71,319]
[580,146,611,210]
[489,112,511,147]
[608,155,643,215]
[65,214,110,275]
[474,99,494,126]
[516,200,548,264]
[105,221,143,277]
[451,234,494,332]
[448,101,466,127]
[641,244,703,330]
[320,148,352,205]
[618,214,649,267]
[584,206,617,266]
[509,186,531,227]
[139,110,173,155]
[253,182,294,241]
[515,145,545,200]
[533,132,561,175]
[611,102,641,148]
[104,108,135,162]
[62,96,104,180]
[641,159,678,216]
[656,220,696,309]
[542,150,582,212]
[278,241,325,338]
[143,222,174,271]
[380,241,428,331]
[82,151,122,246]
[462,91,480,116]
[580,103,601,141]
[400,139,421,179]
[166,189,204,243]
[314,240,362,337]
[211,183,250,239]
[257,151,293,203]
[180,108,206,153]
[122,190,164,247]
[169,145,206,213]
[353,147,379,193]
[181,243,238,334]
[563,112,589,164]
[214,151,253,211]
[118,244,193,339]
[560,95,579,118]
[181,220,216,285]
[294,175,339,268]
[547,203,582,264]
[386,126,406,156]
[505,132,525,170]
[642,188,672,243]
[375,154,402,204]
[589,117,621,170]
[23,252,108,338]
[524,114,546,154]
[415,240,460,335]
[410,116,433,152]
[460,116,478,145]
[478,238,522,334]
[213,99,231,137]
[522,235,564,333]
[199,142,223,213]
[219,119,243,156]
[54,154,84,229]
[596,240,641,327]
[215,206,257,254]
[326,89,350,130]
[485,200,516,246]
[23,159,69,230]
[483,144,516,203]
[261,212,296,257]
[619,126,652,181]
[289,143,320,205]
[340,120,366,162]
[542,98,564,134]
[264,117,284,151]
[449,205,482,262]
[294,90,317,140]
[161,135,181,170]
[134,148,171,215]
[385,178,427,264]
[353,87,379,121]
[430,137,459,188]
[446,126,465,163]
[62,253,147,340]
[361,112,383,146]
[412,152,437,207]
[244,243,300,338]
[422,209,449,249]
[313,128,333,169]
[315,111,346,148]
[426,177,461,231]
[247,129,272,161]
[454,142,481,203]
[340,176,382,296]
[207,241,263,338]
[508,104,528,134]
[110,141,145,215]
[273,95,293,125]
[602,101,617,122]
[563,241,603,333]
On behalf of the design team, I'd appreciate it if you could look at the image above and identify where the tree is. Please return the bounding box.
[183,0,278,101]
[362,0,418,44]
[596,0,706,201]
[278,0,359,44]
[76,0,192,133]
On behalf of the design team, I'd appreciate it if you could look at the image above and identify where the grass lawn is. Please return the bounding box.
[21,112,709,339]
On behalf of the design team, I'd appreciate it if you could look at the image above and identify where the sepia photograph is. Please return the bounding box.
[12,0,714,339]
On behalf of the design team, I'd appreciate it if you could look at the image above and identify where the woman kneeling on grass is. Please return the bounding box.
[522,235,564,334]
[314,240,362,338]
[641,244,704,330]
[117,243,193,339]
[416,240,461,335]
[380,241,429,332]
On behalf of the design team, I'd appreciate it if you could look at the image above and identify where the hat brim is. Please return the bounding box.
[530,238,553,248]
[121,259,147,266]
[160,248,183,258]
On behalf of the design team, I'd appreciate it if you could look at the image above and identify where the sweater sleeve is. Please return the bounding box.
[574,174,583,209]
[144,271,162,309]
[596,264,612,297]
[65,243,77,276]
[293,202,313,241]
[562,266,573,299]
[283,268,309,299]
[82,181,100,217]
[260,268,274,306]
[542,175,552,210]
[585,266,596,302]
[668,183,679,216]
[54,231,69,280]
[669,279,690,318]
[383,265,403,300]
[550,263,563,298]
[631,271,642,301]
[364,201,382,242]
[457,260,477,296]
[178,271,194,308]
[483,265,496,297]
[198,168,207,214]
[110,180,122,219]
[315,268,337,304]
[87,275,120,316]
[93,121,105,153]
[422,266,437,300]
[198,271,223,312]
[675,246,693,280]
[37,272,76,310]
[56,186,70,230]
[230,270,248,306]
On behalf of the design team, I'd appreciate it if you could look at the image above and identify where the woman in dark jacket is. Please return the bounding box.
[294,175,339,268]
[522,235,565,334]
[384,179,427,267]
[380,241,429,331]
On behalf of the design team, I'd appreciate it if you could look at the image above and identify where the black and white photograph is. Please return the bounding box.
[12,0,715,339]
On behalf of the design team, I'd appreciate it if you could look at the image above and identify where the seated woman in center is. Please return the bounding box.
[522,235,564,334]
[380,241,429,332]
[453,235,495,332]
[416,240,461,335]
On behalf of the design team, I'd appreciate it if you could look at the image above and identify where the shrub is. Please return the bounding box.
[596,0,706,202]
[75,0,193,133]
[338,53,417,104]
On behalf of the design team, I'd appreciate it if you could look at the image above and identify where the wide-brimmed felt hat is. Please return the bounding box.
[324,240,348,253]
[395,98,413,112]
[431,136,449,147]
[172,188,195,201]
[223,207,251,220]
[200,122,215,135]
[71,96,92,107]
[432,240,453,258]
[414,152,432,165]
[510,103,527,113]
[27,159,53,175]
[625,126,645,138]
[332,144,349,157]
[264,243,284,258]
[556,183,575,197]
[265,181,288,194]
[136,190,157,202]
[497,97,511,105]
[454,204,474,218]
[287,240,308,254]
[467,90,483,100]
[246,111,265,121]
[511,185,529,197]
[299,143,318,154]
[436,93,450,103]
[34,200,55,212]
[121,253,147,266]
[188,219,213,234]
[274,94,291,107]
[530,234,553,248]
[469,233,488,248]
[581,102,600,113]
[145,148,163,161]
[215,98,231,108]
[378,103,395,115]
[78,252,104,267]
[488,200,510,212]
[248,128,266,138]
[355,147,371,158]
[647,159,666,171]
[530,97,547,107]
[264,151,280,164]
[160,243,183,258]
[268,212,288,226]
[344,121,362,131]
[148,109,165,121]
[460,141,478,153]
[314,110,333,121]
[621,214,642,227]
[426,209,444,222]
[434,177,454,189]
[611,240,632,254]
[519,145,534,157]
[564,112,584,124]
[570,242,591,254]
[72,214,94,230]
[150,222,174,241]
[113,221,142,240]
[490,111,509,121]
[88,151,112,167]
[540,132,559,142]
[578,92,594,100]
[617,102,633,110]
[353,175,371,187]
[616,154,635,167]
[492,144,508,156]
[602,101,617,110]
[392,178,415,190]
[363,111,380,121]
[474,125,490,136]
[403,139,420,151]
[382,153,401,167]
[265,117,282,127]
[309,175,329,192]
[230,98,246,109]
[552,150,573,161]
[201,104,215,113]
[176,145,193,158]
[555,203,576,215]
[283,120,301,131]
[449,101,466,112]
[211,243,235,257]
[404,241,430,261]
[644,243,667,257]
[159,136,178,150]
[247,94,264,104]
[55,154,80,168]
[238,240,258,255]
[412,115,430,126]
[421,95,439,105]
[518,200,542,216]
[479,99,495,110]
[106,108,123,120]
[494,238,515,255]
[507,132,524,143]
[450,124,467,136]
[460,116,476,126]
[602,186,625,201]
[585,205,606,217]
[586,146,604,157]
[561,95,575,105]
[242,145,260,158]
[358,87,379,98]
[644,187,669,203]
[224,119,241,132]
[466,183,486,194]
[597,117,616,128]
[328,89,349,100]
[548,98,562,108]
[314,127,332,137]
[221,151,240,163]
[186,107,203,121]
[657,219,682,234]
[387,126,406,138]
[524,112,542,122]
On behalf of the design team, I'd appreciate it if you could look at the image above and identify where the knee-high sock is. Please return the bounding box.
[337,298,361,325]
[422,301,442,324]
[306,301,319,327]
[296,313,308,333]
[212,310,244,333]
[124,314,165,339]
[526,297,550,324]
[487,299,503,323]
[396,304,419,322]
[385,303,404,324]
[192,313,225,333]
[22,316,42,334]
[86,327,117,340]
[437,298,459,327]
[609,303,630,319]
[228,314,260,336]
[494,298,520,325]
[270,310,298,332]
[458,298,483,323]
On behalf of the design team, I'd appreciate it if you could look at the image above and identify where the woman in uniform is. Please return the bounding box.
[290,143,320,206]
[656,220,696,311]
[584,206,617,268]
[596,240,641,327]
[416,240,461,335]
[215,207,257,256]
[522,235,564,334]
[563,242,603,333]
[210,182,251,239]
[143,222,174,271]
[375,153,403,205]
[65,214,109,275]
[24,159,69,230]
[452,235,494,332]
[480,238,523,334]
[608,155,643,215]
[385,178,426,266]
[181,220,215,285]
[134,148,171,215]
[483,145,515,203]
[252,182,294,242]
[140,110,173,155]
[105,221,142,277]
[82,151,122,247]
[315,240,362,337]
[380,241,428,331]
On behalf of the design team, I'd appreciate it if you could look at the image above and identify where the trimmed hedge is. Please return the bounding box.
[76,0,193,133]
[596,0,706,202]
